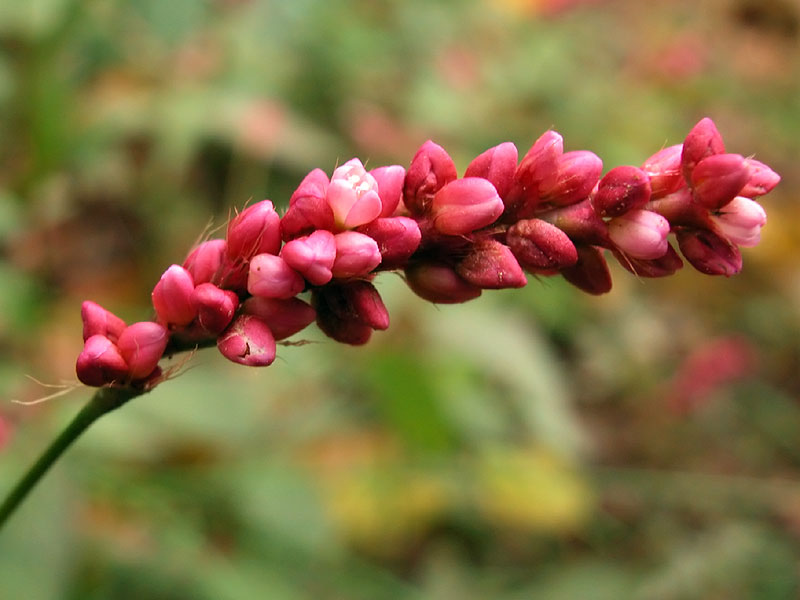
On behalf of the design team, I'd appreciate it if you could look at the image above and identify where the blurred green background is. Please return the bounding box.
[1,0,799,598]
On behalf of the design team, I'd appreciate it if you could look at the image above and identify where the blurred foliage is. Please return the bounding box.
[1,0,800,598]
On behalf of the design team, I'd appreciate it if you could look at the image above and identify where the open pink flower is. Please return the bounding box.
[327,158,382,229]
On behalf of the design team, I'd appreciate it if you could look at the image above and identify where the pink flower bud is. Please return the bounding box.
[464,142,519,200]
[592,165,651,217]
[710,196,766,247]
[676,228,742,276]
[217,314,276,366]
[247,253,306,299]
[608,209,670,260]
[431,177,504,235]
[739,159,781,198]
[183,239,226,285]
[642,144,684,198]
[241,296,316,340]
[356,217,422,270]
[538,199,609,247]
[403,140,458,216]
[190,283,239,335]
[76,334,129,387]
[331,231,382,279]
[370,165,406,218]
[690,153,750,210]
[81,301,127,343]
[279,229,337,286]
[613,242,683,278]
[226,200,281,261]
[456,238,527,289]
[313,281,390,345]
[117,321,169,380]
[681,117,725,181]
[538,150,603,207]
[405,261,482,304]
[281,169,335,241]
[504,131,563,216]
[151,265,197,329]
[506,219,578,272]
[327,158,382,229]
[561,246,612,295]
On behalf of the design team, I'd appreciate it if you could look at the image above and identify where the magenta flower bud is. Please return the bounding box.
[592,165,652,217]
[281,168,335,241]
[676,228,742,276]
[464,142,519,200]
[608,209,670,260]
[515,130,564,194]
[217,314,276,366]
[313,281,389,345]
[191,283,239,335]
[560,246,612,295]
[431,177,504,235]
[681,117,725,181]
[183,239,226,285]
[117,321,169,380]
[710,196,767,247]
[739,159,781,198]
[538,198,609,247]
[331,231,382,279]
[241,296,316,340]
[613,242,683,278]
[76,334,129,387]
[690,153,750,210]
[403,140,458,216]
[226,200,281,261]
[405,261,482,304]
[356,217,422,270]
[81,301,127,343]
[456,238,527,289]
[248,253,306,299]
[370,165,406,218]
[642,144,684,199]
[538,150,603,207]
[506,219,578,272]
[280,229,337,286]
[151,265,197,328]
[327,158,382,229]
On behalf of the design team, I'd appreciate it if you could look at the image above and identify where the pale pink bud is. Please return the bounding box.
[592,165,651,217]
[739,159,780,198]
[81,301,127,343]
[191,283,239,335]
[356,217,421,270]
[506,219,578,272]
[690,153,750,210]
[561,246,612,295]
[403,140,458,216]
[676,228,742,276]
[280,229,337,286]
[241,296,316,340]
[456,238,527,289]
[642,144,684,198]
[226,200,281,261]
[613,243,683,278]
[681,117,725,181]
[404,261,482,304]
[281,169,335,241]
[117,321,169,380]
[331,231,382,279]
[247,253,306,299]
[538,150,603,207]
[151,265,197,328]
[431,177,504,235]
[313,281,389,345]
[217,314,276,366]
[710,196,766,248]
[370,165,406,218]
[327,158,382,229]
[183,239,226,285]
[76,334,129,387]
[608,209,670,260]
[464,142,519,199]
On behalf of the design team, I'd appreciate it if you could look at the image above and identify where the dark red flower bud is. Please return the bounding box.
[403,140,458,216]
[506,219,578,272]
[538,198,609,247]
[405,261,482,304]
[456,238,527,289]
[613,242,683,278]
[592,165,651,217]
[676,228,742,276]
[560,246,612,295]
[313,281,389,345]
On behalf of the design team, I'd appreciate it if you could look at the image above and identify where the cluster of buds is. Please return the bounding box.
[76,118,779,388]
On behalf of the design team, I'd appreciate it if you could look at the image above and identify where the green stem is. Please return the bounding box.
[0,385,142,531]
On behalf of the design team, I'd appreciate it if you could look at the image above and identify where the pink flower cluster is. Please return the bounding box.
[76,118,779,388]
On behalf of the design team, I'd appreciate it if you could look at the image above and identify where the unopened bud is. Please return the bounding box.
[561,246,612,295]
[506,219,578,272]
[331,231,382,278]
[676,228,742,276]
[217,314,276,366]
[642,144,684,198]
[183,239,226,285]
[248,253,306,299]
[370,165,406,218]
[117,321,169,380]
[739,159,781,198]
[405,261,482,304]
[152,265,197,328]
[512,130,564,205]
[592,165,651,217]
[280,229,337,286]
[226,200,281,261]
[313,281,390,345]
[608,209,670,260]
[191,283,239,335]
[456,238,527,289]
[327,158,382,229]
[538,198,609,247]
[538,150,603,207]
[690,153,750,210]
[465,142,519,199]
[281,169,335,241]
[356,217,421,270]
[710,196,766,247]
[76,334,129,387]
[431,177,504,235]
[241,296,316,340]
[681,117,725,181]
[403,140,458,216]
[81,301,127,343]
[613,242,683,277]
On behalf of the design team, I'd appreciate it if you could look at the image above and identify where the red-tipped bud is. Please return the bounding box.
[217,314,276,366]
[613,242,683,278]
[608,209,670,260]
[313,281,389,345]
[592,166,652,217]
[431,177,504,235]
[405,261,482,304]
[681,117,725,181]
[281,169,335,241]
[456,238,527,289]
[676,228,742,276]
[642,144,684,198]
[403,140,458,216]
[538,150,603,207]
[151,265,197,328]
[190,283,239,335]
[226,200,281,261]
[465,142,519,199]
[327,158,382,229]
[370,165,406,218]
[81,301,127,343]
[357,217,421,270]
[76,335,129,387]
[690,153,750,210]
[515,130,564,196]
[247,253,306,299]
[561,246,612,295]
[117,321,169,380]
[506,219,578,272]
[739,159,781,198]
[241,296,316,340]
[710,196,766,248]
[332,231,382,279]
[280,229,337,286]
[539,199,609,247]
[183,239,226,285]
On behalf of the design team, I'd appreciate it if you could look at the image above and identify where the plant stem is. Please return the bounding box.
[0,385,142,531]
